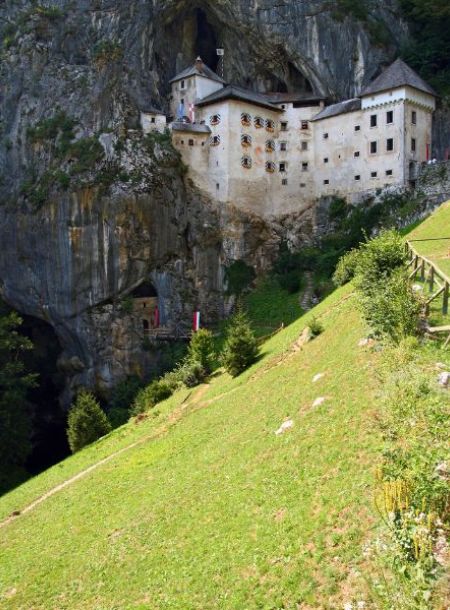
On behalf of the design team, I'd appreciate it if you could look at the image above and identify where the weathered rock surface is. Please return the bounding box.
[0,0,418,400]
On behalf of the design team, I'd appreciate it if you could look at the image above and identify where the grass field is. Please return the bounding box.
[409,199,450,277]
[0,285,384,610]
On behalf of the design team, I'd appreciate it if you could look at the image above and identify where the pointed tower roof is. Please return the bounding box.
[169,57,226,85]
[361,59,436,97]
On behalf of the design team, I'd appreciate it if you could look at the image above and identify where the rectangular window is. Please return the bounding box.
[323,158,329,163]
[216,183,220,190]
[188,139,194,146]
[355,175,361,181]
[302,162,309,172]
[323,133,329,139]
[370,141,377,154]
[386,169,393,176]
[151,117,156,124]
[386,110,393,124]
[301,120,309,130]
[279,162,286,172]
[411,138,416,152]
[282,178,288,186]
[412,111,417,125]
[355,125,361,132]
[280,142,287,151]
[386,138,394,152]
[370,114,377,127]
[301,141,308,151]
[280,122,288,131]
[323,179,329,185]
[180,80,186,90]
[371,171,378,178]
[354,151,360,158]
[300,183,306,188]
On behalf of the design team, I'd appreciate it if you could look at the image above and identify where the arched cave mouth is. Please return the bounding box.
[19,315,69,476]
[161,5,313,95]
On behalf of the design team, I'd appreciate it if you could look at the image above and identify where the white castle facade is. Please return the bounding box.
[141,57,436,217]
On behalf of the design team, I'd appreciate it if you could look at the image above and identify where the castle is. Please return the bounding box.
[141,57,436,217]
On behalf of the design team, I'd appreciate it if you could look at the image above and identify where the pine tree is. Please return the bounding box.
[220,310,259,377]
[67,392,111,453]
[188,328,215,374]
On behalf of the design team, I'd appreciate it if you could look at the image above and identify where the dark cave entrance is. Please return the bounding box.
[194,8,219,72]
[20,316,69,475]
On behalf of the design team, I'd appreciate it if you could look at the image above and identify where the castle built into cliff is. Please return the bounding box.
[141,57,436,217]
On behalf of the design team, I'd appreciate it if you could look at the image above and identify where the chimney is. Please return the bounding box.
[195,56,204,72]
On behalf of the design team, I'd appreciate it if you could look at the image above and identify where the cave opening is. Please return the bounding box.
[194,8,219,72]
[20,315,69,476]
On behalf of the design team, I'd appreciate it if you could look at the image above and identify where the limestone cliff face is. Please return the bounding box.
[0,0,408,398]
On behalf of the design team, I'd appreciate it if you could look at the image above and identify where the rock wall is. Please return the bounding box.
[0,0,422,400]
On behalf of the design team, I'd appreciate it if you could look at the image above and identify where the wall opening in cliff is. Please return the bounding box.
[131,282,160,332]
[194,8,219,72]
[20,316,69,476]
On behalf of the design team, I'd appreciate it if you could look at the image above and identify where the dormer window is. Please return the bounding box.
[241,156,252,169]
[210,135,221,147]
[265,161,275,173]
[254,116,264,128]
[265,140,275,153]
[241,113,251,126]
[210,114,221,126]
[241,134,252,147]
[266,119,275,132]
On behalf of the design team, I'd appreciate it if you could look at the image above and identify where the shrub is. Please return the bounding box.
[188,329,215,374]
[278,269,301,294]
[354,229,407,290]
[131,380,173,416]
[108,376,143,428]
[67,392,111,453]
[221,310,259,377]
[332,248,359,286]
[177,358,207,388]
[358,267,421,343]
[309,316,324,337]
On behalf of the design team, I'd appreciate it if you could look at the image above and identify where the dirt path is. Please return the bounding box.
[0,384,211,531]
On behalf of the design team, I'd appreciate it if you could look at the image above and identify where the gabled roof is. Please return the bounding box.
[361,59,436,97]
[312,98,361,121]
[169,58,225,85]
[196,85,283,112]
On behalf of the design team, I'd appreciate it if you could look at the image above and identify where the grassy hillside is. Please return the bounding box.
[409,200,450,277]
[0,285,384,610]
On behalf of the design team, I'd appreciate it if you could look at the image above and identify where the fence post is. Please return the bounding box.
[443,282,449,315]
[420,259,425,282]
[429,266,434,291]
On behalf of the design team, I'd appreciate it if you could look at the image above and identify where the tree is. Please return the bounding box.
[67,392,111,453]
[220,310,259,377]
[188,328,215,374]
[0,310,37,491]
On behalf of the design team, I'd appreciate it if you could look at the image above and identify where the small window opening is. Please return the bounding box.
[301,120,309,130]
[302,162,308,172]
[323,157,329,164]
[371,171,378,178]
[386,138,394,152]
[301,141,308,151]
[370,141,377,154]
[188,139,194,146]
[323,179,329,185]
[280,121,288,131]
[282,178,288,186]
[354,151,360,157]
[323,132,329,139]
[279,162,287,173]
[412,111,417,125]
[355,175,361,181]
[386,169,393,176]
[370,114,377,127]
[386,110,393,124]
[411,138,416,152]
[354,125,361,132]
[280,141,287,152]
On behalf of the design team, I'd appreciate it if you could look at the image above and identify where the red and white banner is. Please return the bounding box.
[192,311,201,332]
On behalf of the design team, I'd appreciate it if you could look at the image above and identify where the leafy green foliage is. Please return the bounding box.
[308,316,324,338]
[352,230,421,342]
[131,380,174,416]
[108,376,143,429]
[332,248,359,286]
[0,310,37,492]
[67,392,112,453]
[188,329,215,375]
[93,40,123,64]
[225,260,256,295]
[221,310,259,377]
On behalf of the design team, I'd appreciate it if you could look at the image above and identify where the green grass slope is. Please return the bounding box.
[409,199,450,277]
[0,286,382,610]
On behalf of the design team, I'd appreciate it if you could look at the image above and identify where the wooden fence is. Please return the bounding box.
[406,240,450,346]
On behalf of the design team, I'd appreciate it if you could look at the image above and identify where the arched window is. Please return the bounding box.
[241,156,252,169]
[265,162,275,173]
[254,116,264,129]
[210,114,221,125]
[266,140,275,153]
[241,113,251,127]
[266,119,275,132]
[241,134,252,147]
[211,135,221,147]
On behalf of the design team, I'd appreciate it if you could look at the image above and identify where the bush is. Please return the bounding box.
[67,392,111,453]
[332,248,359,286]
[177,358,207,388]
[354,229,407,290]
[108,376,143,428]
[188,329,215,374]
[131,380,173,416]
[221,310,259,377]
[225,260,256,295]
[278,269,301,294]
[309,316,324,337]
